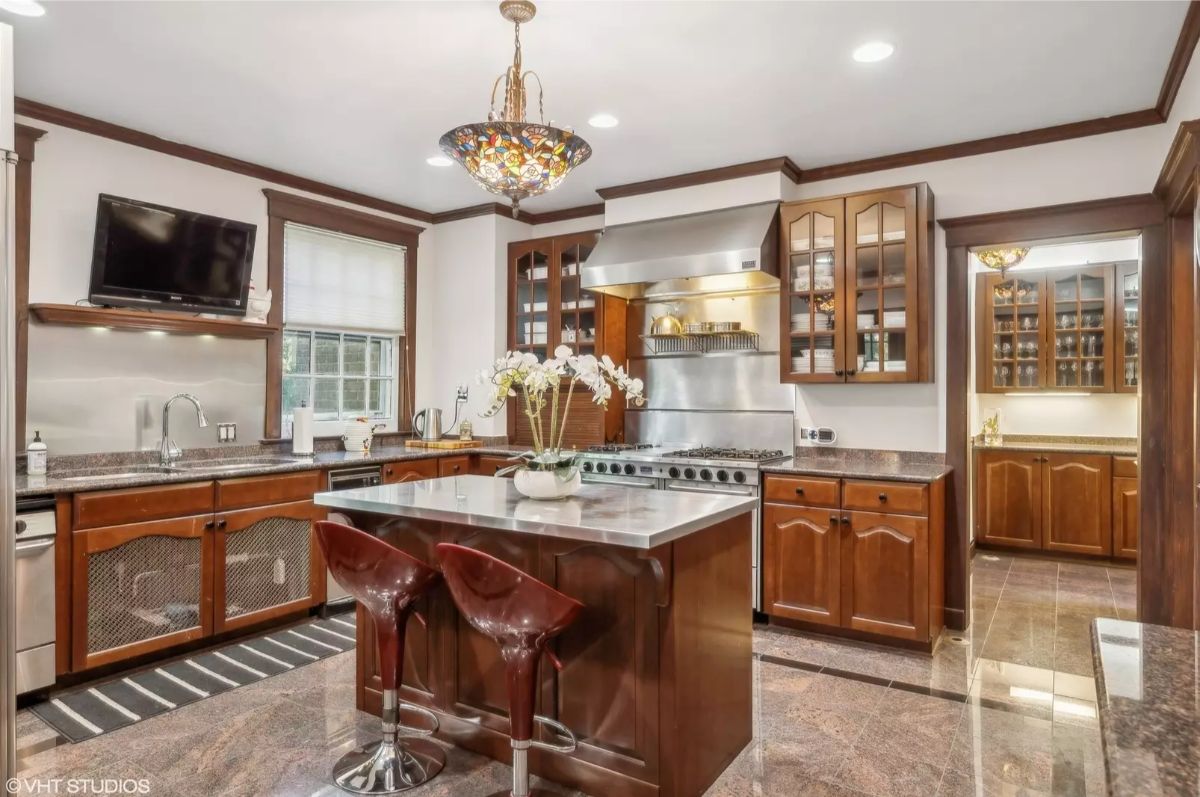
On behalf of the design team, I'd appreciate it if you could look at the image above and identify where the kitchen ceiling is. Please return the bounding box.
[7,1,1189,213]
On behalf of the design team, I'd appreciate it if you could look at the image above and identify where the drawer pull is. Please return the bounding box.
[878,492,888,502]
[795,487,805,495]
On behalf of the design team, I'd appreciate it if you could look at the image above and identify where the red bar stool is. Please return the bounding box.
[434,543,584,797]
[315,520,446,794]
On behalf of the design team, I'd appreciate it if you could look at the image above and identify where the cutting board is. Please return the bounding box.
[405,439,483,450]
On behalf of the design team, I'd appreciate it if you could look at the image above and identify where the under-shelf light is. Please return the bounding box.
[1004,392,1091,397]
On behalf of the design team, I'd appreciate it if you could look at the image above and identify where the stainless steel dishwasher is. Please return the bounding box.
[15,496,56,694]
[324,465,384,608]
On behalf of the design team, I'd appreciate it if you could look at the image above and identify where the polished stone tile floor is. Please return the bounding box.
[14,551,1125,796]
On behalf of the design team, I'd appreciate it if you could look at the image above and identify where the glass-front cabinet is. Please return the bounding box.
[508,231,602,361]
[977,265,1120,394]
[779,184,934,384]
[1115,262,1139,393]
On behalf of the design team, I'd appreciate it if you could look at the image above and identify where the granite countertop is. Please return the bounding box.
[1092,617,1200,796]
[973,435,1137,457]
[314,474,757,549]
[16,444,529,498]
[762,448,951,483]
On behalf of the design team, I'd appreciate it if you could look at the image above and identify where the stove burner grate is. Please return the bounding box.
[664,447,787,462]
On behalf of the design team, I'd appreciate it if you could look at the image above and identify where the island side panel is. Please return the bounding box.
[659,511,754,797]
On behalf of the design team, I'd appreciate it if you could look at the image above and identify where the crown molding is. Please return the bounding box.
[1156,0,1200,121]
[596,156,802,201]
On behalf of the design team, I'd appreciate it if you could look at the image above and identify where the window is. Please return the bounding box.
[283,330,395,421]
[281,222,408,427]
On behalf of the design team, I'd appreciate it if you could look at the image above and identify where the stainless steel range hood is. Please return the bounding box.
[581,202,779,300]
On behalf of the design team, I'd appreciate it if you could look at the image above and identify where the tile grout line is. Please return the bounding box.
[968,554,1013,687]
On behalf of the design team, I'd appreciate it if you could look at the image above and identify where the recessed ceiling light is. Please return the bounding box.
[853,41,894,63]
[0,0,46,16]
[426,155,453,167]
[588,113,619,129]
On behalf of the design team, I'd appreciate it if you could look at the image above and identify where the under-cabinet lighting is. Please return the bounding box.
[0,0,46,17]
[90,326,110,333]
[145,330,167,337]
[1004,392,1091,397]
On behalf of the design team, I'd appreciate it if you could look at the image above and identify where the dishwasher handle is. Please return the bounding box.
[15,538,53,557]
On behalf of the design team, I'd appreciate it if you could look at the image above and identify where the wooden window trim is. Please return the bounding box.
[263,189,423,438]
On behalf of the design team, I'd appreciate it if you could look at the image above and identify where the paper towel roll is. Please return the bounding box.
[292,406,314,455]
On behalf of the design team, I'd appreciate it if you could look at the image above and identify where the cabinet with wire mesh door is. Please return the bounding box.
[212,500,326,634]
[71,515,216,671]
[779,184,934,384]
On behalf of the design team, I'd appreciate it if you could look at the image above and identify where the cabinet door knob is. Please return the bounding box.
[834,369,844,377]
[204,520,215,530]
[847,369,857,376]
[216,519,227,529]
[841,516,851,526]
[830,515,839,524]
[878,492,888,502]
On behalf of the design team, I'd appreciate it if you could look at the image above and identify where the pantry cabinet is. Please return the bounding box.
[779,184,934,384]
[977,263,1137,394]
[508,231,603,360]
[763,473,944,648]
[976,449,1130,558]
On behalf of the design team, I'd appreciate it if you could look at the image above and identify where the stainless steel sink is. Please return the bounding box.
[167,457,306,473]
[56,466,179,481]
[52,456,305,481]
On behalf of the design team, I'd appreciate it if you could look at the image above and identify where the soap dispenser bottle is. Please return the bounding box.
[27,431,47,476]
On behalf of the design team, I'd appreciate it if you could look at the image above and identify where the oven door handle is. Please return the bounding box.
[665,482,757,497]
[585,477,657,489]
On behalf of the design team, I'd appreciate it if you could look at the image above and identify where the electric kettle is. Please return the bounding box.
[412,408,445,441]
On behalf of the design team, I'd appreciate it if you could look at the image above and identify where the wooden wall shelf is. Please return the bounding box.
[29,304,278,339]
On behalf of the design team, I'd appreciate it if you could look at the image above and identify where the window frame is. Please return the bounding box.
[264,189,422,438]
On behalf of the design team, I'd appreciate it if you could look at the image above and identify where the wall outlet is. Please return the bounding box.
[799,426,838,445]
[217,422,237,443]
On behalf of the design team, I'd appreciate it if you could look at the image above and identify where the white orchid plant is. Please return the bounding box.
[478,346,646,474]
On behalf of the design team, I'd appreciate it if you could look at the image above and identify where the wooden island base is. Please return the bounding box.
[345,509,753,797]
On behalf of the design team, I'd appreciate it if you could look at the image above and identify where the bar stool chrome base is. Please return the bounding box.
[332,737,446,795]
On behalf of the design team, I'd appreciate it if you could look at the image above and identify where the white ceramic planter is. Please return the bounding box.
[513,467,582,500]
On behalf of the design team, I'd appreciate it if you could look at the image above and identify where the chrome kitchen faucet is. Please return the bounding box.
[159,393,209,466]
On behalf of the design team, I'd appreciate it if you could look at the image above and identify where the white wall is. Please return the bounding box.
[22,116,436,450]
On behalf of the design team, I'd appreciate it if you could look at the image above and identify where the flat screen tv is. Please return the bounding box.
[89,194,257,316]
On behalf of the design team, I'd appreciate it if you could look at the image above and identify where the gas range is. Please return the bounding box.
[578,444,789,487]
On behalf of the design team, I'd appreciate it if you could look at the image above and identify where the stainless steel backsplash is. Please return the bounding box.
[27,325,267,455]
[625,290,794,448]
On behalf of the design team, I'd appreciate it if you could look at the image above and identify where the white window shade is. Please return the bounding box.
[284,222,407,332]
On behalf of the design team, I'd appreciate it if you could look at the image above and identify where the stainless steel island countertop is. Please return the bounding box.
[314,473,757,549]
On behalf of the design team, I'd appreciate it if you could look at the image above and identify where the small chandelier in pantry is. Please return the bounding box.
[975,246,1031,277]
[438,0,592,217]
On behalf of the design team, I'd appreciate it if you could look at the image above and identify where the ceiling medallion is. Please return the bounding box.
[976,246,1030,277]
[438,0,592,217]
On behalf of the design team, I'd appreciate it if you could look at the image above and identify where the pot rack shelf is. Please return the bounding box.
[29,303,279,339]
[640,330,760,356]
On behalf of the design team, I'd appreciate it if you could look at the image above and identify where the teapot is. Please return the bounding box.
[343,418,384,453]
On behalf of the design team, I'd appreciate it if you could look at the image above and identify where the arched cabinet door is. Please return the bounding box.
[975,450,1042,549]
[840,511,929,642]
[762,504,840,625]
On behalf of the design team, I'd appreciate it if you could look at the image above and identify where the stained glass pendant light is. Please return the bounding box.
[976,246,1031,277]
[438,0,592,217]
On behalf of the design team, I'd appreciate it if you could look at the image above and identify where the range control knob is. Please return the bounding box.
[716,470,729,482]
[699,468,713,481]
[668,466,681,479]
[683,467,696,480]
[623,463,636,476]
[732,471,747,484]
[583,461,593,472]
[596,462,608,474]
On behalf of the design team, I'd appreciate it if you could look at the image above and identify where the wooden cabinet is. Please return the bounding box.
[506,230,627,447]
[977,265,1121,393]
[977,449,1132,559]
[383,458,439,484]
[67,472,324,672]
[762,473,944,647]
[841,511,929,642]
[1115,262,1140,393]
[71,514,215,671]
[474,455,515,476]
[1042,453,1111,556]
[213,500,325,633]
[763,504,840,626]
[438,455,470,477]
[779,183,934,384]
[976,450,1043,549]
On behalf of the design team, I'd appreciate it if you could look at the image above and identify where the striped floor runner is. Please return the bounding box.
[31,612,357,743]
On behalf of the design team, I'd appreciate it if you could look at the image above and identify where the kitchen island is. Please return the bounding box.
[314,474,757,797]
